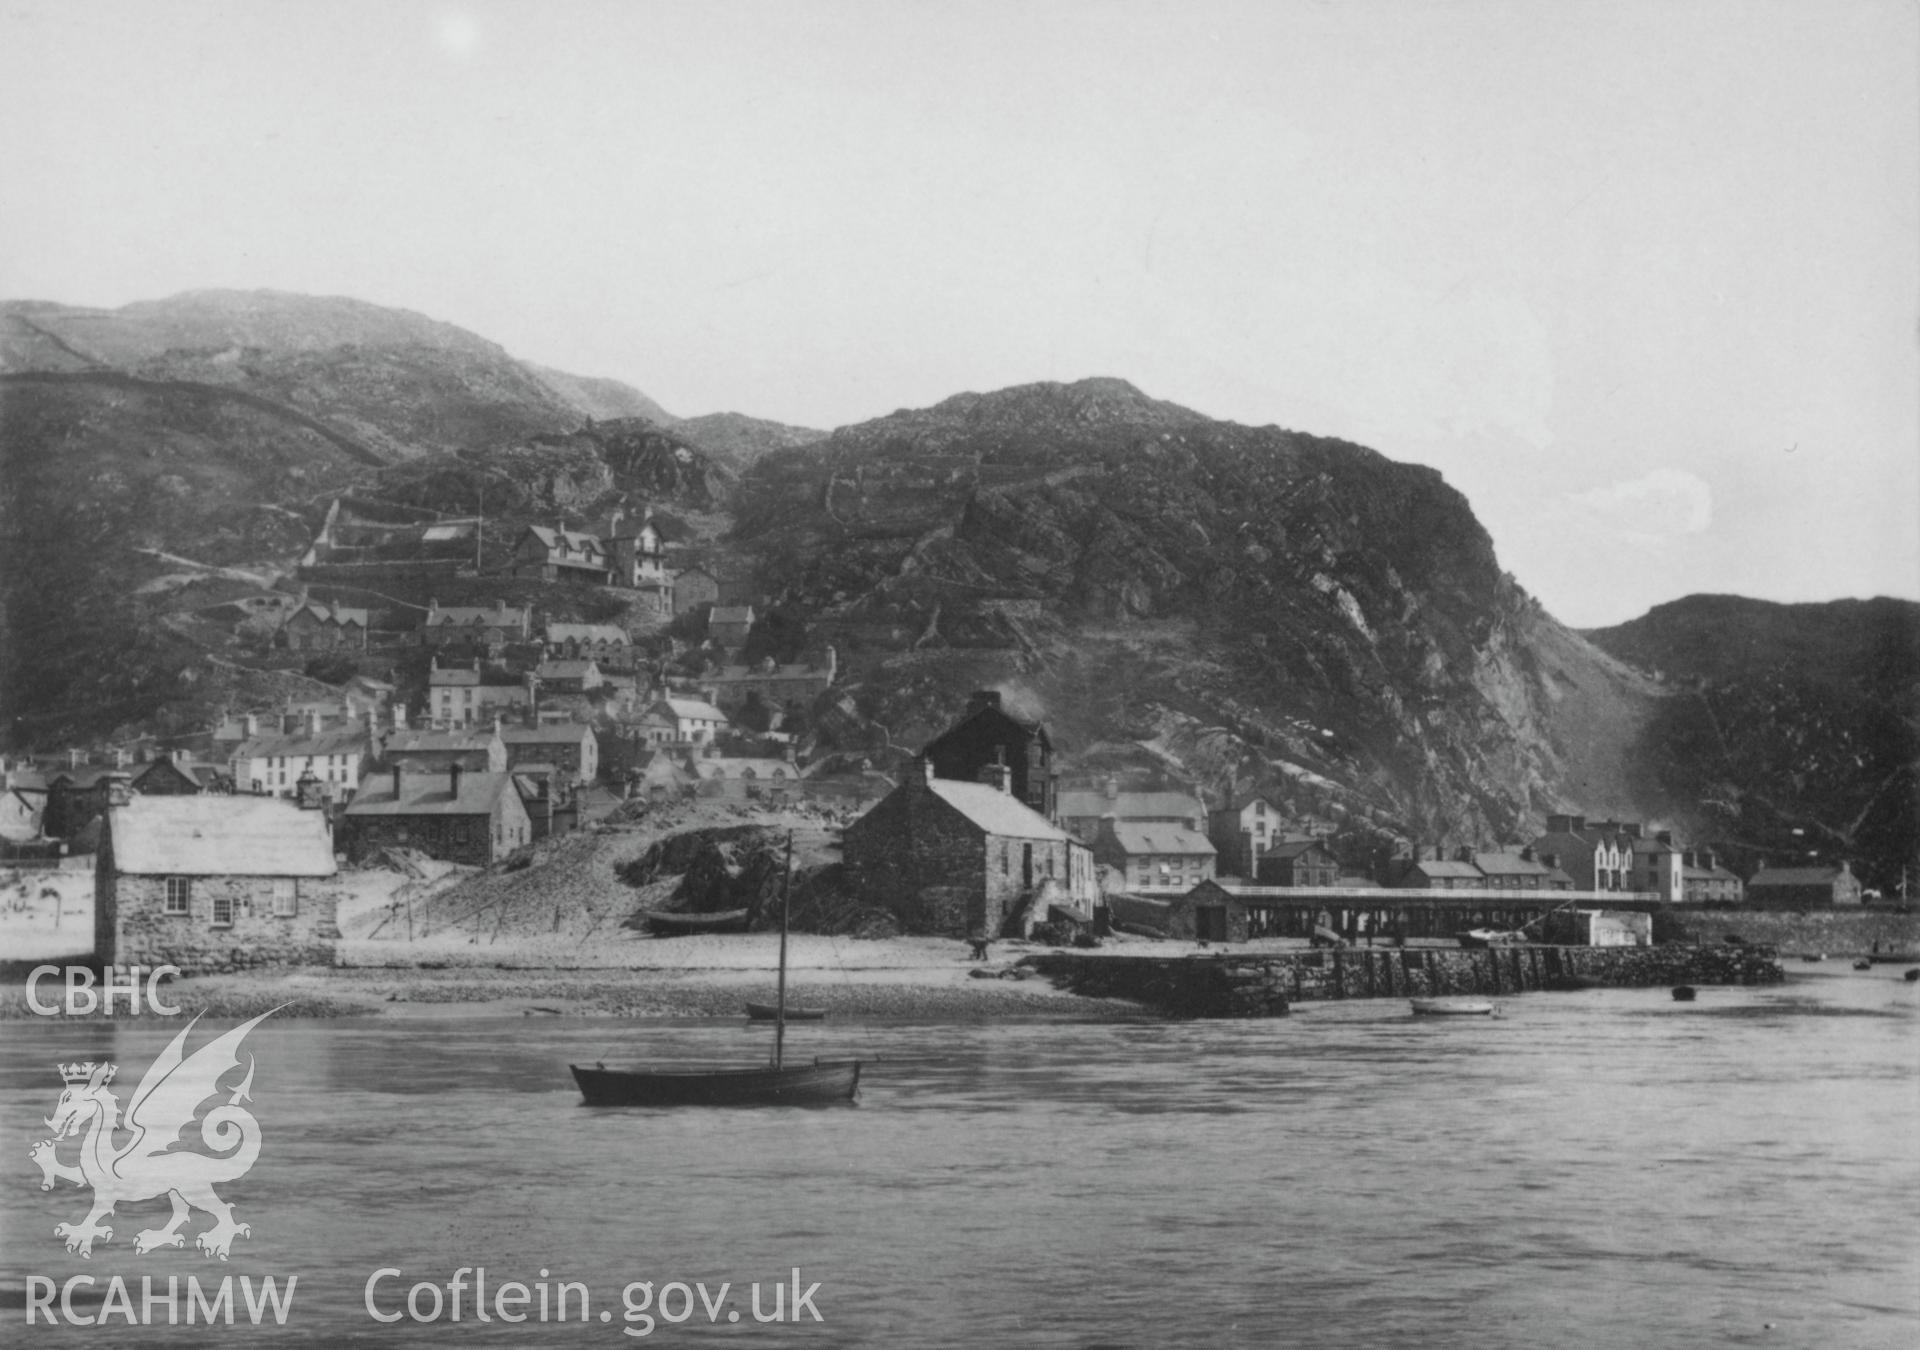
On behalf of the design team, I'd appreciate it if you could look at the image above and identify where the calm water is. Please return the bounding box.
[3,969,1916,1348]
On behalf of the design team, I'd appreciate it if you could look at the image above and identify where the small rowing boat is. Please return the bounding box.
[1410,998,1495,1017]
[745,1002,827,1022]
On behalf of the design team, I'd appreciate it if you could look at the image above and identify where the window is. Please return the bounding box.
[212,894,234,927]
[165,877,192,914]
[273,878,298,917]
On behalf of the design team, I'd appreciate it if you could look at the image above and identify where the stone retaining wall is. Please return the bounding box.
[1028,944,1785,1018]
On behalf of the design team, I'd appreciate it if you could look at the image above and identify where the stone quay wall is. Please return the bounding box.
[1028,944,1785,1018]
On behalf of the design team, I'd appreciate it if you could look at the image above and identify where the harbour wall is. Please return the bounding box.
[1028,943,1785,1018]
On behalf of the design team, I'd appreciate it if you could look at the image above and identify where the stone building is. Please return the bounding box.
[420,599,534,649]
[280,600,369,651]
[1528,815,1637,892]
[1387,856,1486,890]
[95,796,340,974]
[697,648,837,715]
[1092,818,1217,894]
[511,524,612,583]
[1745,861,1863,908]
[1207,792,1279,877]
[1679,849,1744,904]
[920,690,1057,822]
[708,605,756,649]
[672,566,721,615]
[842,758,1091,936]
[544,623,631,660]
[128,753,225,796]
[532,659,605,694]
[341,765,532,865]
[1255,837,1341,888]
[380,726,508,774]
[501,723,599,781]
[428,659,533,726]
[1469,848,1574,891]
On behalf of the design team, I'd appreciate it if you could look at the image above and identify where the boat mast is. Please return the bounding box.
[774,830,793,1071]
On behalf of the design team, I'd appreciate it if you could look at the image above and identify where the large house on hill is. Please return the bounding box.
[96,796,340,974]
[843,758,1095,936]
[512,524,612,583]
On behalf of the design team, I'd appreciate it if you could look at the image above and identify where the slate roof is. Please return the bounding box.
[927,778,1069,841]
[690,757,795,780]
[1473,851,1554,877]
[425,603,532,628]
[1747,867,1847,887]
[1530,830,1599,861]
[344,771,514,818]
[1218,792,1276,813]
[288,602,368,627]
[382,729,500,755]
[1405,860,1485,879]
[1059,789,1207,822]
[1265,837,1334,861]
[111,796,336,876]
[1107,823,1216,856]
[661,697,728,722]
[710,605,756,625]
[501,724,595,745]
[534,660,601,680]
[1629,837,1680,856]
[545,623,629,646]
[232,729,373,761]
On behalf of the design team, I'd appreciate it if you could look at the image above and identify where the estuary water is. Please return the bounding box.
[3,968,1916,1348]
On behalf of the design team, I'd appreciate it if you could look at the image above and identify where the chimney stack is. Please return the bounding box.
[307,710,322,736]
[391,765,402,800]
[450,763,463,799]
[918,757,936,787]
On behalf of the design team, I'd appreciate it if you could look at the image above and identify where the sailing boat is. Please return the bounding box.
[570,832,862,1106]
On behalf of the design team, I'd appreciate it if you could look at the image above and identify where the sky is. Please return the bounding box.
[2,1,1915,627]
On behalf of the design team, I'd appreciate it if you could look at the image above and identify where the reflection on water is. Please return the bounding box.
[3,970,1916,1348]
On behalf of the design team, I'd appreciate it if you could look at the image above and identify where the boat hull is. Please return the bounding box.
[1410,998,1495,1016]
[744,1002,827,1021]
[570,1060,861,1107]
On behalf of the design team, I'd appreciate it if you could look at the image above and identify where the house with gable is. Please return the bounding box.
[843,757,1096,936]
[920,690,1058,822]
[1254,837,1341,888]
[1092,819,1218,894]
[1207,791,1280,877]
[512,524,612,584]
[603,507,675,612]
[96,795,341,974]
[545,622,631,661]
[341,764,531,866]
[1679,849,1744,904]
[280,600,369,652]
[230,717,372,801]
[428,658,533,727]
[1528,815,1636,892]
[1058,779,1208,841]
[419,599,534,650]
[708,604,756,649]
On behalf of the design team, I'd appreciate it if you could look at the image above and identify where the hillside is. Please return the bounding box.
[674,411,827,467]
[731,379,1670,843]
[1587,596,1920,889]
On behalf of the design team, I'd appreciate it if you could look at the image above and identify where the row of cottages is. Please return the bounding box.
[545,622,630,661]
[229,718,372,800]
[96,796,341,974]
[1682,848,1746,903]
[280,600,369,651]
[1385,848,1575,891]
[341,764,532,865]
[419,599,535,651]
[696,648,837,714]
[842,758,1098,936]
[128,753,230,796]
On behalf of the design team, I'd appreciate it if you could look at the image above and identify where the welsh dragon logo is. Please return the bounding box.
[29,1009,280,1260]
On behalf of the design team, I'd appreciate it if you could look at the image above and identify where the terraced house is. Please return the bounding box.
[280,600,368,651]
[229,719,371,800]
[341,765,531,865]
[419,598,534,649]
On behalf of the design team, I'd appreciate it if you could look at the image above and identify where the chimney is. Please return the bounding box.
[495,598,506,616]
[450,763,463,799]
[1520,845,1535,863]
[1455,845,1473,863]
[966,690,1002,716]
[428,598,439,621]
[1703,850,1716,871]
[1543,852,1559,871]
[392,704,407,730]
[244,713,259,737]
[977,762,1012,794]
[391,765,402,800]
[1104,776,1118,801]
[918,757,936,787]
[307,710,322,737]
[67,748,84,769]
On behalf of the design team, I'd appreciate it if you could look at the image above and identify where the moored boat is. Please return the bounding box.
[574,834,862,1107]
[745,1001,827,1021]
[1410,998,1495,1016]
[643,908,751,937]
[1671,985,1697,1002]
[571,1058,860,1107]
